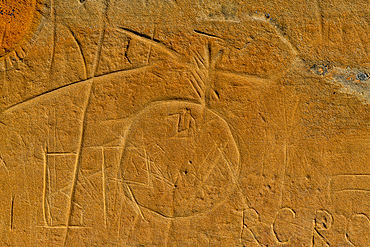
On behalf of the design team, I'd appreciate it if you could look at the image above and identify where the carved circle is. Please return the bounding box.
[273,208,296,243]
[315,210,333,231]
[120,101,240,218]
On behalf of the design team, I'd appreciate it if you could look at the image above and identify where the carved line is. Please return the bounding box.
[92,25,106,78]
[315,0,324,43]
[122,182,147,222]
[249,14,299,57]
[117,27,182,62]
[102,147,108,228]
[49,0,57,78]
[62,80,93,246]
[131,148,175,187]
[329,175,370,203]
[10,194,14,231]
[314,228,331,246]
[187,142,224,212]
[2,64,154,114]
[193,30,223,40]
[0,155,9,173]
[36,225,92,229]
[42,145,50,226]
[345,232,356,247]
[66,26,88,80]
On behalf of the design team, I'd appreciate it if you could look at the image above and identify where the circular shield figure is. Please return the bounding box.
[120,101,240,218]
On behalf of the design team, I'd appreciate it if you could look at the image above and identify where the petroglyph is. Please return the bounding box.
[1,0,370,246]
[120,101,240,218]
[0,0,42,57]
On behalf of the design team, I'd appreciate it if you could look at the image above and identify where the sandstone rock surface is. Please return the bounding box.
[1,0,370,246]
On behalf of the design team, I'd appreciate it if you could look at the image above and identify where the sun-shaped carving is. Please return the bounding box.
[0,0,43,68]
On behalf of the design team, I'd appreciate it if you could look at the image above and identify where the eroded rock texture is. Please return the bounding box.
[1,0,370,246]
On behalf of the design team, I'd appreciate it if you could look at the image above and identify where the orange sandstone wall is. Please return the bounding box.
[1,0,370,246]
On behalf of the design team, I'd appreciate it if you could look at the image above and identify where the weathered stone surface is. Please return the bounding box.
[1,0,370,246]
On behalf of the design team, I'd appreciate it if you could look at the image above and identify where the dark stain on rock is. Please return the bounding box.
[356,72,369,81]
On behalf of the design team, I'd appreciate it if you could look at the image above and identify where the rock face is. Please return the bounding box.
[1,0,370,246]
